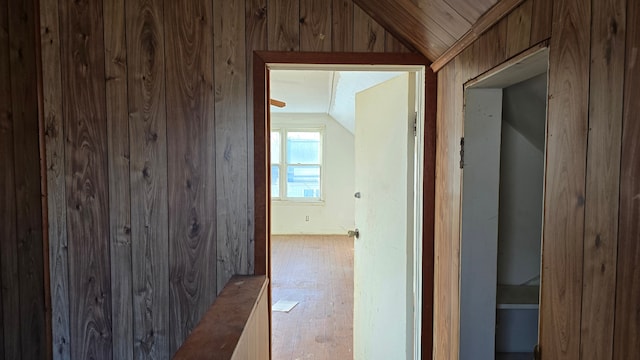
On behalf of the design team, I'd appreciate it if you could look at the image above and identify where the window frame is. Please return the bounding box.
[270,126,325,203]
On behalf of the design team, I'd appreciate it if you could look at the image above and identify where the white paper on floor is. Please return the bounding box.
[272,300,299,312]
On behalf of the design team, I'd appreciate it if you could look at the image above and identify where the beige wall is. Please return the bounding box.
[271,113,355,235]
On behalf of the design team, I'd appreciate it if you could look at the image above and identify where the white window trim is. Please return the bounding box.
[270,126,325,203]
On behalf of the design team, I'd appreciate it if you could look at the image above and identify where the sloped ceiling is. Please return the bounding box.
[270,70,402,133]
[353,0,498,61]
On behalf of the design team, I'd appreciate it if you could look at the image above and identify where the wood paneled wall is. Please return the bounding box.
[434,0,640,358]
[39,0,410,358]
[0,0,48,358]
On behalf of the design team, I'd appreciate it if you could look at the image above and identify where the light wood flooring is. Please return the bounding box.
[271,235,354,360]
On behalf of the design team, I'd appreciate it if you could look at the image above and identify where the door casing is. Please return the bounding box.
[252,51,437,359]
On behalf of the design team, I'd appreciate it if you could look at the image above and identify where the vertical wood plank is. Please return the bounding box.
[433,63,456,360]
[450,53,468,360]
[385,32,411,53]
[353,0,455,59]
[331,0,353,51]
[0,1,21,357]
[353,4,385,52]
[505,0,533,58]
[579,0,626,358]
[458,41,480,84]
[300,0,331,52]
[40,0,71,357]
[613,0,640,357]
[268,0,299,51]
[59,0,113,357]
[530,0,553,45]
[125,0,169,357]
[476,18,508,74]
[103,0,133,358]
[245,0,268,276]
[540,0,591,358]
[8,0,47,356]
[215,0,249,294]
[166,0,216,354]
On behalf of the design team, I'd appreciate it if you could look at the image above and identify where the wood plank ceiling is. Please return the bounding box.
[353,0,498,61]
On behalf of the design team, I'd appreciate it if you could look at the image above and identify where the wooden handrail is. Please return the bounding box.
[174,275,269,360]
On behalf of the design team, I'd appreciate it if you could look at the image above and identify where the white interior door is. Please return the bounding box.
[353,72,415,360]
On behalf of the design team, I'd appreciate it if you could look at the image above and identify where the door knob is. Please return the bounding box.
[347,229,360,239]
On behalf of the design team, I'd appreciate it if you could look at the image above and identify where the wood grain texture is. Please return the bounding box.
[540,0,591,357]
[103,0,133,358]
[331,0,353,51]
[7,0,47,357]
[579,0,626,358]
[232,275,268,360]
[35,4,52,354]
[385,33,412,53]
[432,12,543,360]
[173,275,267,360]
[529,0,553,45]
[125,0,170,357]
[214,0,249,295]
[245,0,268,277]
[0,1,21,357]
[613,0,640,357]
[300,0,331,52]
[433,62,456,360]
[505,0,533,57]
[39,0,71,357]
[59,0,112,357]
[443,0,498,24]
[353,5,385,52]
[354,0,450,59]
[166,0,216,355]
[431,0,526,71]
[268,0,299,51]
[476,17,507,74]
[406,0,471,40]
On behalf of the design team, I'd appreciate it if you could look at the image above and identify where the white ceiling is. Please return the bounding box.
[270,70,403,133]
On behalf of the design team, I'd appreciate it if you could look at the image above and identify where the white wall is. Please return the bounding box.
[497,74,547,286]
[497,123,544,285]
[495,74,546,353]
[271,113,355,235]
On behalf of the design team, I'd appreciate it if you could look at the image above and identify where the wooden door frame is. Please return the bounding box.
[252,51,436,359]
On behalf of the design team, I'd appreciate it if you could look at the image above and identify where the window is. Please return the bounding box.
[271,128,322,200]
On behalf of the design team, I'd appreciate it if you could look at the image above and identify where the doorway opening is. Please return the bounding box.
[459,47,549,360]
[252,52,436,359]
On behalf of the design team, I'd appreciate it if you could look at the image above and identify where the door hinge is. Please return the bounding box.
[459,137,465,169]
[413,112,418,137]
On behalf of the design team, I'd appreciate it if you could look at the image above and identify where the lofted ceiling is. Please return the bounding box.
[270,70,402,133]
[353,0,499,61]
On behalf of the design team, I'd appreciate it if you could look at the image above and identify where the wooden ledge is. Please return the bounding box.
[174,275,268,360]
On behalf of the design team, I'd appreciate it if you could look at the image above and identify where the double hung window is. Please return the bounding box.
[271,128,322,201]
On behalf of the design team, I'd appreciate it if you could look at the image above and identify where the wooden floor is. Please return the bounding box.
[271,235,354,360]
